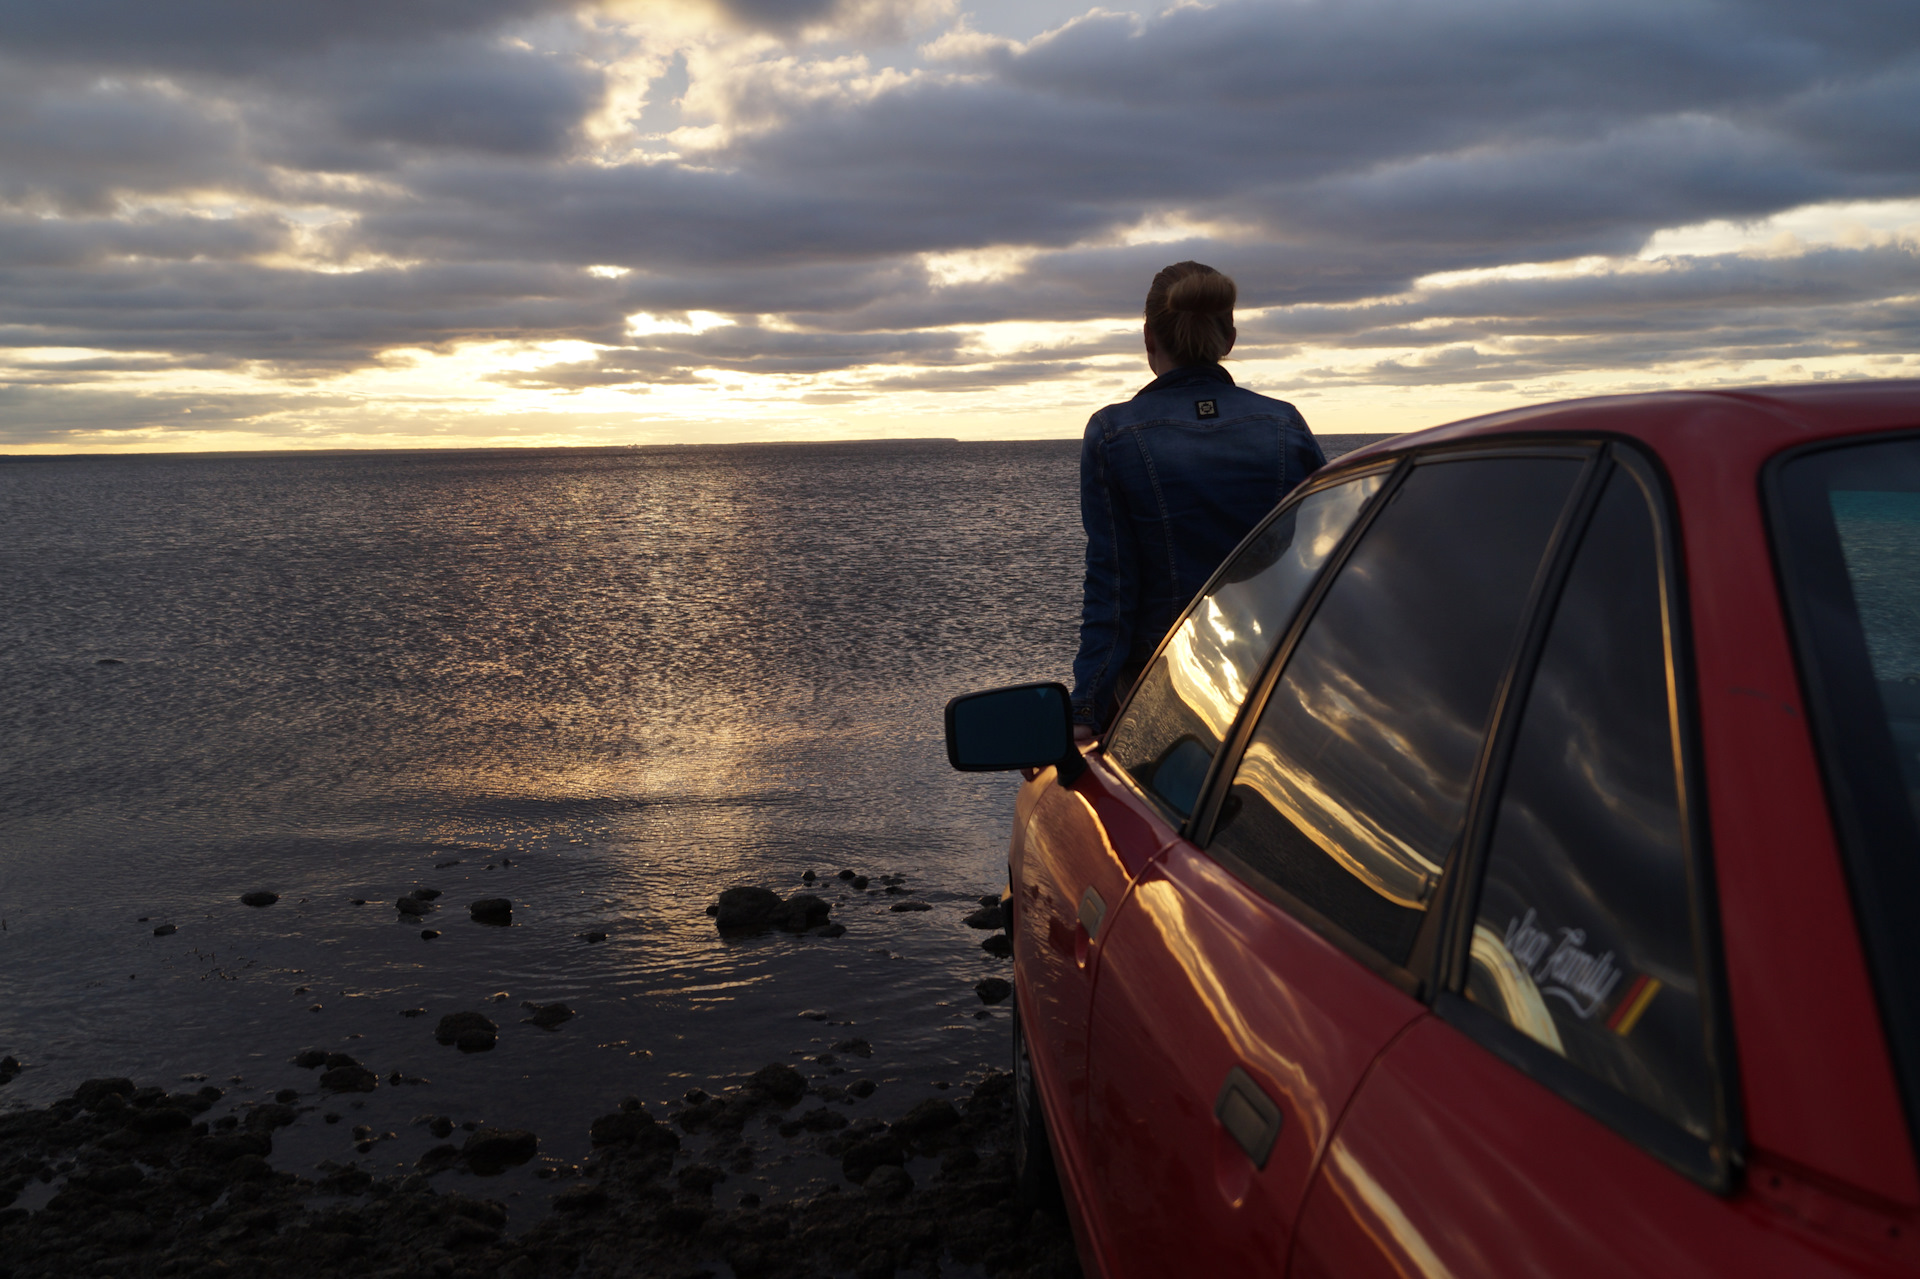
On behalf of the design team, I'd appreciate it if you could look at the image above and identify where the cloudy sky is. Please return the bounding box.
[2,0,1917,452]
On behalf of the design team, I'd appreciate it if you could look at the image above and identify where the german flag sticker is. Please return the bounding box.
[1608,974,1662,1036]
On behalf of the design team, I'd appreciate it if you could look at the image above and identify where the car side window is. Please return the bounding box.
[1107,473,1385,818]
[1207,455,1585,966]
[1465,463,1715,1143]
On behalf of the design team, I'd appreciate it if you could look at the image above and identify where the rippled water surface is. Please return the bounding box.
[0,435,1369,1210]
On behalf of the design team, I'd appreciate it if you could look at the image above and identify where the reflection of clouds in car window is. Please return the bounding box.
[1303,489,1363,562]
[1168,477,1386,742]
[1165,623,1243,742]
[1472,465,1710,1141]
[1527,678,1679,859]
[1234,735,1437,909]
[1213,457,1581,964]
[1112,474,1383,799]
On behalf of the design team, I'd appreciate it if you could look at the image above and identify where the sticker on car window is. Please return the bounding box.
[1502,907,1624,1021]
[1606,973,1662,1036]
[1472,910,1662,1046]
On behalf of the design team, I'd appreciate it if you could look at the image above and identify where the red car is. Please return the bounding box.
[946,383,1920,1278]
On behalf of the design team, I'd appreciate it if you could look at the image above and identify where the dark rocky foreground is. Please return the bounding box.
[0,1064,1078,1279]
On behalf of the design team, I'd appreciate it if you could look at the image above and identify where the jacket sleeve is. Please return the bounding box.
[1287,406,1327,491]
[1071,420,1139,728]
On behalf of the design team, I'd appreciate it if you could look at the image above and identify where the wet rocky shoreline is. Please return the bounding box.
[0,880,1074,1279]
[0,1056,1078,1279]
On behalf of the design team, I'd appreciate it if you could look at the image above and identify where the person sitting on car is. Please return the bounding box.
[1071,261,1325,741]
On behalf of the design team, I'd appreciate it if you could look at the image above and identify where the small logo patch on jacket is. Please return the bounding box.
[1195,399,1218,419]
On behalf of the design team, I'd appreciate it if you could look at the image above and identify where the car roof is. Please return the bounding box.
[1334,379,1920,473]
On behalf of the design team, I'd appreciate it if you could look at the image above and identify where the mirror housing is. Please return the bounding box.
[944,681,1083,780]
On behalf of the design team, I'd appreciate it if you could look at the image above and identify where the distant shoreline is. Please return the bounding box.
[1,433,1396,463]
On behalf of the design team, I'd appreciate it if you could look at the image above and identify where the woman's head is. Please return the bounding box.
[1144,261,1236,368]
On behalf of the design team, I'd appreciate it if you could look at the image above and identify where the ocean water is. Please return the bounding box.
[0,434,1373,1210]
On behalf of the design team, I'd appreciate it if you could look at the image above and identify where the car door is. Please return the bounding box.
[1287,447,1866,1277]
[1080,448,1594,1279]
[1014,469,1388,1222]
[1014,753,1177,1151]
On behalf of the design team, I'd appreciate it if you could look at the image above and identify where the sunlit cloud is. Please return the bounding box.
[625,309,736,335]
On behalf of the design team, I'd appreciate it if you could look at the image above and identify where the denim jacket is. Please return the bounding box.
[1071,364,1324,727]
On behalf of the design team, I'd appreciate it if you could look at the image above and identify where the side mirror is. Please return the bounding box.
[944,682,1083,779]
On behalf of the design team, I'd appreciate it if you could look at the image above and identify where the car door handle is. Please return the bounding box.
[1215,1067,1283,1169]
[1072,887,1107,968]
[1077,886,1106,938]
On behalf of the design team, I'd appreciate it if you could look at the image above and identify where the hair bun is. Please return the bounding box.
[1166,270,1235,314]
[1144,260,1237,366]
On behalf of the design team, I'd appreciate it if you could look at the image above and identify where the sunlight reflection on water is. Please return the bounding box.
[1,441,1082,1200]
[0,433,1371,1207]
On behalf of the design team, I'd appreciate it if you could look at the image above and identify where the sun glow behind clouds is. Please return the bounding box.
[1641,198,1920,258]
[625,311,735,336]
[920,246,1037,287]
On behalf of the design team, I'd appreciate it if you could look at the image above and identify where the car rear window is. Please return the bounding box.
[1107,472,1384,818]
[1771,433,1920,1151]
[1207,454,1584,966]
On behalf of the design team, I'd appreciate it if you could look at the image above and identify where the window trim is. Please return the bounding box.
[1433,441,1743,1194]
[1100,458,1398,826]
[1177,453,1409,843]
[1434,991,1729,1178]
[1188,439,1599,993]
[1763,428,1920,1164]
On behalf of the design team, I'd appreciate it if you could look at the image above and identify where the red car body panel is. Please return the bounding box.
[1084,838,1423,1277]
[1010,754,1180,1274]
[1674,402,1920,1206]
[1291,1016,1919,1279]
[1007,382,1920,1278]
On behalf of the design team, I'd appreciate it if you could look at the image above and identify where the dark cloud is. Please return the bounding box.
[323,41,604,158]
[702,0,949,39]
[2,0,1919,446]
[0,210,290,269]
[711,0,839,32]
[0,256,637,371]
[0,0,567,73]
[1237,244,1920,384]
[1777,61,1920,172]
[492,320,967,386]
[0,381,354,445]
[317,0,1920,289]
[0,74,254,213]
[1242,244,1920,347]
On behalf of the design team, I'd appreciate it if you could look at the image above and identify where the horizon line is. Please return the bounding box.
[0,430,1401,462]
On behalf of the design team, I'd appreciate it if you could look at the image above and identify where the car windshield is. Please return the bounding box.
[1772,432,1920,1149]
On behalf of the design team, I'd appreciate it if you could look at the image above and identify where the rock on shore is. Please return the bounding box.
[522,1002,573,1030]
[710,887,834,934]
[434,1012,499,1053]
[469,898,513,925]
[964,905,1004,929]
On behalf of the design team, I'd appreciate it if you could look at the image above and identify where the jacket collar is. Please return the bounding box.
[1136,363,1236,397]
